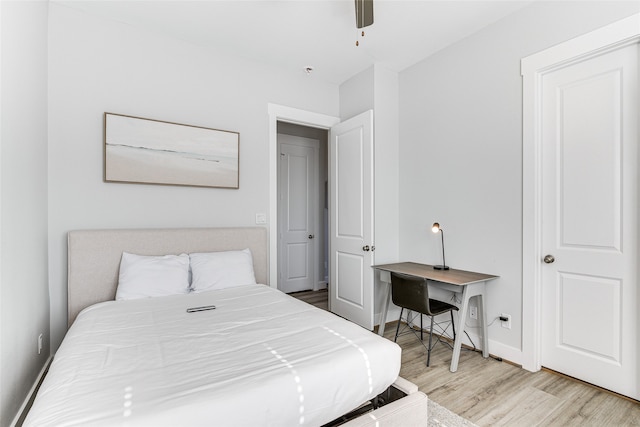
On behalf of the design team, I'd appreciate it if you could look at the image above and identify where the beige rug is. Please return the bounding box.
[428,399,478,427]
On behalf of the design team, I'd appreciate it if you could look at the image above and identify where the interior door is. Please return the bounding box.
[329,110,374,330]
[540,43,638,399]
[278,135,318,293]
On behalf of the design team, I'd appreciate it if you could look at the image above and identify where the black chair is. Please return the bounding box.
[390,272,459,366]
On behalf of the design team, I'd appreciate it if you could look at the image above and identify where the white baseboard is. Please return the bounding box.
[385,313,524,367]
[453,327,523,366]
[10,356,52,427]
[314,281,328,291]
[375,306,401,328]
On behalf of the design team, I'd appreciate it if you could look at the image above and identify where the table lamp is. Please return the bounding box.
[432,222,449,270]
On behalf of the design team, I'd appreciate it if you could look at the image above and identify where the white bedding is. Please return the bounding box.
[25,285,401,426]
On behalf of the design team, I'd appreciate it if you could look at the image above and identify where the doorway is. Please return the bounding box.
[267,104,339,293]
[268,104,376,330]
[277,123,328,293]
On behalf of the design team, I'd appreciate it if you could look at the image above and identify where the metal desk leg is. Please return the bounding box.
[450,284,469,372]
[378,280,391,336]
[450,281,488,372]
[477,288,489,358]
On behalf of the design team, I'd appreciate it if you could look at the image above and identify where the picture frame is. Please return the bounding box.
[104,112,239,189]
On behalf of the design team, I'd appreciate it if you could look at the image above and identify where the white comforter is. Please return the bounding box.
[25,285,401,426]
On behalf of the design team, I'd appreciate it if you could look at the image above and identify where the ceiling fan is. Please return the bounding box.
[355,0,373,46]
[355,0,374,28]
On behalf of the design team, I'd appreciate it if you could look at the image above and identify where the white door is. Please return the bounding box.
[540,43,638,399]
[278,135,318,293]
[329,110,375,330]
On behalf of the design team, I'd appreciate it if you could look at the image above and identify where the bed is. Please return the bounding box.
[24,227,413,426]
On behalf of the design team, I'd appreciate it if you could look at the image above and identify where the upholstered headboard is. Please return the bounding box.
[67,227,268,327]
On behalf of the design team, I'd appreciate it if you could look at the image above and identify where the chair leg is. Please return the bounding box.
[426,316,435,367]
[394,308,403,342]
[450,310,456,341]
[420,314,423,341]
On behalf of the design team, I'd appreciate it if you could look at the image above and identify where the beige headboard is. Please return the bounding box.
[67,227,268,327]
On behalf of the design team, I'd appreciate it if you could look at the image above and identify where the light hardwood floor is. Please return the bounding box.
[291,289,640,427]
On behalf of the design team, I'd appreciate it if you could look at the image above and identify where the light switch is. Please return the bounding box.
[255,213,267,224]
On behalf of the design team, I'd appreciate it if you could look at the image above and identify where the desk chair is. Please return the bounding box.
[391,272,459,366]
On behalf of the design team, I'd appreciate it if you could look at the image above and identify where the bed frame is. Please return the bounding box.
[67,227,268,327]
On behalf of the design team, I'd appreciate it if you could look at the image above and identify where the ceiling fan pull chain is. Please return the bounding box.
[356,30,365,47]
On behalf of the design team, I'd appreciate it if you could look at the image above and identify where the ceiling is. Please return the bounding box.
[55,0,537,85]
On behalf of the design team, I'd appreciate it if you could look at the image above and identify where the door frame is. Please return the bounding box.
[520,13,640,372]
[268,104,340,289]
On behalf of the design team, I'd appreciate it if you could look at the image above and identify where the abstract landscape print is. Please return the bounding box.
[104,113,239,189]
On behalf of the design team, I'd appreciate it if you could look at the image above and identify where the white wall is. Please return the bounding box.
[339,66,375,121]
[47,3,339,350]
[398,1,640,360]
[0,1,50,424]
[372,65,400,268]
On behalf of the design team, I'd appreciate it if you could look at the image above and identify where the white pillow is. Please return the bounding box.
[116,252,190,300]
[190,249,257,292]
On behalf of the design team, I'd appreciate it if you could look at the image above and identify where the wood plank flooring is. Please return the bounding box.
[290,289,640,426]
[289,288,329,311]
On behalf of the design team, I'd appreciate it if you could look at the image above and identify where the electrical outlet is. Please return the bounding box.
[501,313,512,329]
[38,333,43,354]
[469,306,478,320]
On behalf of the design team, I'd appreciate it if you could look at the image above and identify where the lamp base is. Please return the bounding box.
[433,265,450,270]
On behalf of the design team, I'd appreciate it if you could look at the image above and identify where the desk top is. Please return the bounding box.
[373,262,498,286]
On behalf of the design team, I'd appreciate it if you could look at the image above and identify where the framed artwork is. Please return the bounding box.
[104,113,239,189]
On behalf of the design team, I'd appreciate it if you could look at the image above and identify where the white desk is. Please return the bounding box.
[374,262,498,373]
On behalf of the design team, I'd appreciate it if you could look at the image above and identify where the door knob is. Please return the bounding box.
[362,245,370,252]
[308,234,315,239]
[543,254,555,264]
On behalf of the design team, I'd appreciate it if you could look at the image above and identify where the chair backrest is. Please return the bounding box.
[390,272,434,316]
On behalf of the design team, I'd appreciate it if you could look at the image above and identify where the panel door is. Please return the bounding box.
[278,136,318,293]
[540,43,638,399]
[329,110,374,330]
